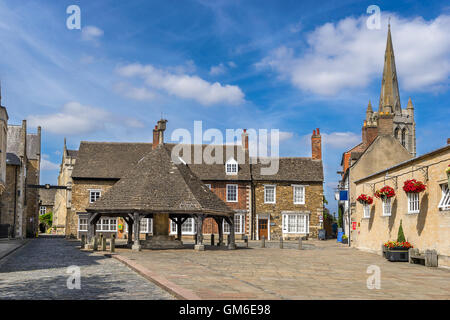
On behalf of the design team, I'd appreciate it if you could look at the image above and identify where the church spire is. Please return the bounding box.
[379,23,401,115]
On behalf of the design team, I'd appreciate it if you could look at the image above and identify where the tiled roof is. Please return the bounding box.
[87,144,234,216]
[39,189,57,206]
[66,149,78,158]
[251,157,323,182]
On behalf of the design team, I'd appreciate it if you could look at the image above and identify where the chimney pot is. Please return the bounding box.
[311,128,322,160]
[317,128,320,135]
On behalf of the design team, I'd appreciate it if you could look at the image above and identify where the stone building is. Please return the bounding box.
[0,120,41,238]
[0,94,8,237]
[65,120,324,242]
[251,129,324,240]
[337,25,416,238]
[353,142,450,268]
[53,138,78,235]
[38,188,56,216]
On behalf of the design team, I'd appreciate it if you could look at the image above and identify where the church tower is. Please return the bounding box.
[365,24,416,156]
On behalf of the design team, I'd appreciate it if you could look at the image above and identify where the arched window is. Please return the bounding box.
[394,127,400,139]
[401,128,407,147]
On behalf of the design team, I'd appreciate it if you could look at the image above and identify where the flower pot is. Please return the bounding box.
[386,248,409,262]
[341,238,348,244]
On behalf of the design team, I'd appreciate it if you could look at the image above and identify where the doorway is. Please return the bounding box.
[258,219,268,239]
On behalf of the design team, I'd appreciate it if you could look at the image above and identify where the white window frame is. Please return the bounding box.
[226,184,238,202]
[223,214,245,234]
[170,217,197,235]
[293,185,305,205]
[363,204,370,218]
[282,213,309,234]
[89,189,101,203]
[438,184,450,210]
[96,217,117,232]
[225,158,238,175]
[382,198,392,216]
[125,218,153,234]
[264,185,276,204]
[78,217,88,231]
[39,206,46,215]
[407,193,420,214]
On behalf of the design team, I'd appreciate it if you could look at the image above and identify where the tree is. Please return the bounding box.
[39,212,53,228]
[338,206,343,229]
[397,219,406,242]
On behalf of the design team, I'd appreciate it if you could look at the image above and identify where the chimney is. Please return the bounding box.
[241,129,249,151]
[447,138,450,145]
[153,119,168,149]
[311,128,322,160]
[362,121,378,149]
[377,113,394,136]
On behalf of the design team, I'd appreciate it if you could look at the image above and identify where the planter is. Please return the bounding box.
[341,238,348,244]
[386,248,409,262]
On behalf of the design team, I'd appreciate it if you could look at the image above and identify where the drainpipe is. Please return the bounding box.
[12,166,18,238]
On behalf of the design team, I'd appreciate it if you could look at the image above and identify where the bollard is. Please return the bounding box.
[211,234,215,246]
[81,235,86,249]
[298,237,303,250]
[93,236,98,251]
[227,235,230,245]
[261,236,265,248]
[99,234,104,250]
[110,235,115,253]
[279,237,283,249]
[243,235,248,248]
[101,237,107,251]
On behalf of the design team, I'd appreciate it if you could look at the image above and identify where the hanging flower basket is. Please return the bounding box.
[357,194,373,205]
[374,186,395,200]
[402,179,426,193]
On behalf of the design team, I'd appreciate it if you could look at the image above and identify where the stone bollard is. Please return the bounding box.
[279,237,283,249]
[227,235,230,245]
[243,235,248,248]
[261,236,265,248]
[211,234,215,246]
[110,235,115,253]
[99,234,104,250]
[298,237,303,250]
[81,235,86,249]
[101,237,107,251]
[93,236,98,251]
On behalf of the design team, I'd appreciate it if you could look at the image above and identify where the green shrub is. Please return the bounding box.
[39,212,53,228]
[397,220,406,243]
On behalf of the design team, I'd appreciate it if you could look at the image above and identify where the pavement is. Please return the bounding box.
[0,238,28,260]
[0,237,174,300]
[114,239,450,300]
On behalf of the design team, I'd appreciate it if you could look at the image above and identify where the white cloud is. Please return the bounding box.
[209,63,227,75]
[116,63,244,106]
[81,26,104,41]
[114,82,156,101]
[322,132,360,149]
[40,154,59,171]
[258,14,450,96]
[228,61,237,68]
[28,101,143,135]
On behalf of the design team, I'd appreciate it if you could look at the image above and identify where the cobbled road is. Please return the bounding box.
[0,237,174,300]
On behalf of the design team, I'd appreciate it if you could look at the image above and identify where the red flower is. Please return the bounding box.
[357,194,373,205]
[403,179,426,193]
[375,186,395,199]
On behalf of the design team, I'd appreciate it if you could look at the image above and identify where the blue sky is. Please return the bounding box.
[1,0,449,214]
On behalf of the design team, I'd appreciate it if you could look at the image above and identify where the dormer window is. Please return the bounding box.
[225,158,238,175]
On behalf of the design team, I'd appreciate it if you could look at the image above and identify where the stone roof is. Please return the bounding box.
[39,189,57,206]
[6,153,20,166]
[251,157,323,182]
[26,134,40,160]
[72,142,154,179]
[87,144,234,216]
[66,149,78,158]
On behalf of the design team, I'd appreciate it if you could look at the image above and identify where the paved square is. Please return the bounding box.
[116,240,450,300]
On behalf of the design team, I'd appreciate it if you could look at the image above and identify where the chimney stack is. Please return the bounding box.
[241,129,249,151]
[311,128,322,160]
[377,113,394,136]
[447,138,450,145]
[153,119,168,150]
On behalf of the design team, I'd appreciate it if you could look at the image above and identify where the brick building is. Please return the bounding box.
[64,120,324,242]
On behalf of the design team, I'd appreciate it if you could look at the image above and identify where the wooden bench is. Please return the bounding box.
[409,248,438,267]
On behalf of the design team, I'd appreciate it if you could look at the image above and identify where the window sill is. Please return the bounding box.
[407,211,419,214]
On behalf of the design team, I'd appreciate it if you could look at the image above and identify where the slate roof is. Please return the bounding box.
[6,153,20,166]
[87,144,234,216]
[26,134,40,160]
[66,149,78,158]
[251,157,323,182]
[71,142,154,179]
[6,125,40,160]
[39,189,57,206]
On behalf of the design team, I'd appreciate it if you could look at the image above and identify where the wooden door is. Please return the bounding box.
[258,219,268,239]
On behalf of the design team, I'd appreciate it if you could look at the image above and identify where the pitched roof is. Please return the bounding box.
[87,144,234,216]
[26,134,40,160]
[66,149,78,158]
[251,157,323,182]
[72,142,154,179]
[39,189,57,206]
[165,143,251,181]
[6,153,20,166]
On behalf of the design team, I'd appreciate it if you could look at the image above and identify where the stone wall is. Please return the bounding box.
[66,179,116,238]
[25,158,40,237]
[254,182,323,240]
[353,146,450,268]
[0,165,18,226]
